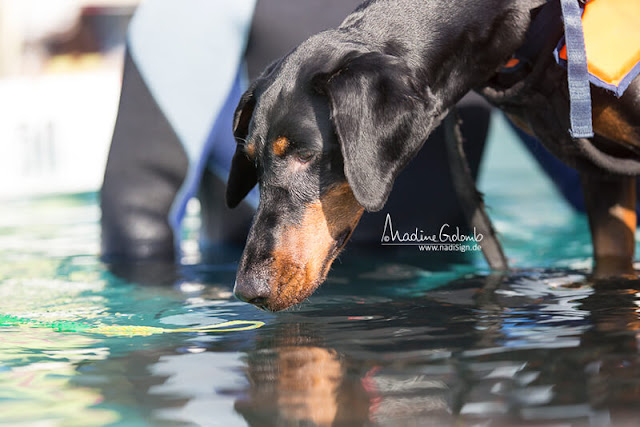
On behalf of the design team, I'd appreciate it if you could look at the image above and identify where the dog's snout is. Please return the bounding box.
[233,279,271,307]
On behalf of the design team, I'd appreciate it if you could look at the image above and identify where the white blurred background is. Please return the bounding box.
[0,0,140,200]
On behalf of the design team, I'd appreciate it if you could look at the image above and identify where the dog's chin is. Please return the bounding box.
[262,255,342,312]
[261,280,322,312]
[255,231,354,312]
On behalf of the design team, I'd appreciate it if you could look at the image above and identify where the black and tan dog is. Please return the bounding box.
[227,0,640,311]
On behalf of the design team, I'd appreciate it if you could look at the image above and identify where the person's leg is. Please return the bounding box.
[101,49,187,261]
[102,1,256,262]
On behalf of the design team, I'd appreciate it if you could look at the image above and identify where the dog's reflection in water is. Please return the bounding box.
[273,346,342,424]
[235,327,369,426]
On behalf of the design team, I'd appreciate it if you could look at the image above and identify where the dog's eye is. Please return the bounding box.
[295,151,316,164]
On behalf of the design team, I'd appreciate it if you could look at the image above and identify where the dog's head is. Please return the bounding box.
[227,33,438,311]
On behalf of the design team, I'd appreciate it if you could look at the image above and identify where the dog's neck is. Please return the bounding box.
[336,0,544,110]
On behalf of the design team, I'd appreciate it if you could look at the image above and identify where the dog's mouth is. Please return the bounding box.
[251,228,354,312]
[262,277,324,312]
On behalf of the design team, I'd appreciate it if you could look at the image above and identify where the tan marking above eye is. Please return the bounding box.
[245,142,256,159]
[273,137,290,157]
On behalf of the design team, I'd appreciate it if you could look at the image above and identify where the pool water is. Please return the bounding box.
[1,114,640,426]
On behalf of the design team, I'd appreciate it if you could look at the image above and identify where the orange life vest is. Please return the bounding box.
[557,0,640,96]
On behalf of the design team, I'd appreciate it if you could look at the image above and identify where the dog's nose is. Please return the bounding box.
[233,279,271,306]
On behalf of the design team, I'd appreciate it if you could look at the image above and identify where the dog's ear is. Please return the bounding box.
[319,52,436,212]
[226,86,258,209]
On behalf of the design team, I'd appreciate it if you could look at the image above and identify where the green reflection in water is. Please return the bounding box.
[0,328,118,426]
[0,194,152,425]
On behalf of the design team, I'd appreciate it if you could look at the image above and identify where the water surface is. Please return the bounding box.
[1,116,640,426]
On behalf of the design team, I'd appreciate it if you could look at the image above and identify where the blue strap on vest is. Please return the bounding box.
[559,0,594,138]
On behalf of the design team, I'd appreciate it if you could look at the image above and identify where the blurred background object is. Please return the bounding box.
[0,0,139,200]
